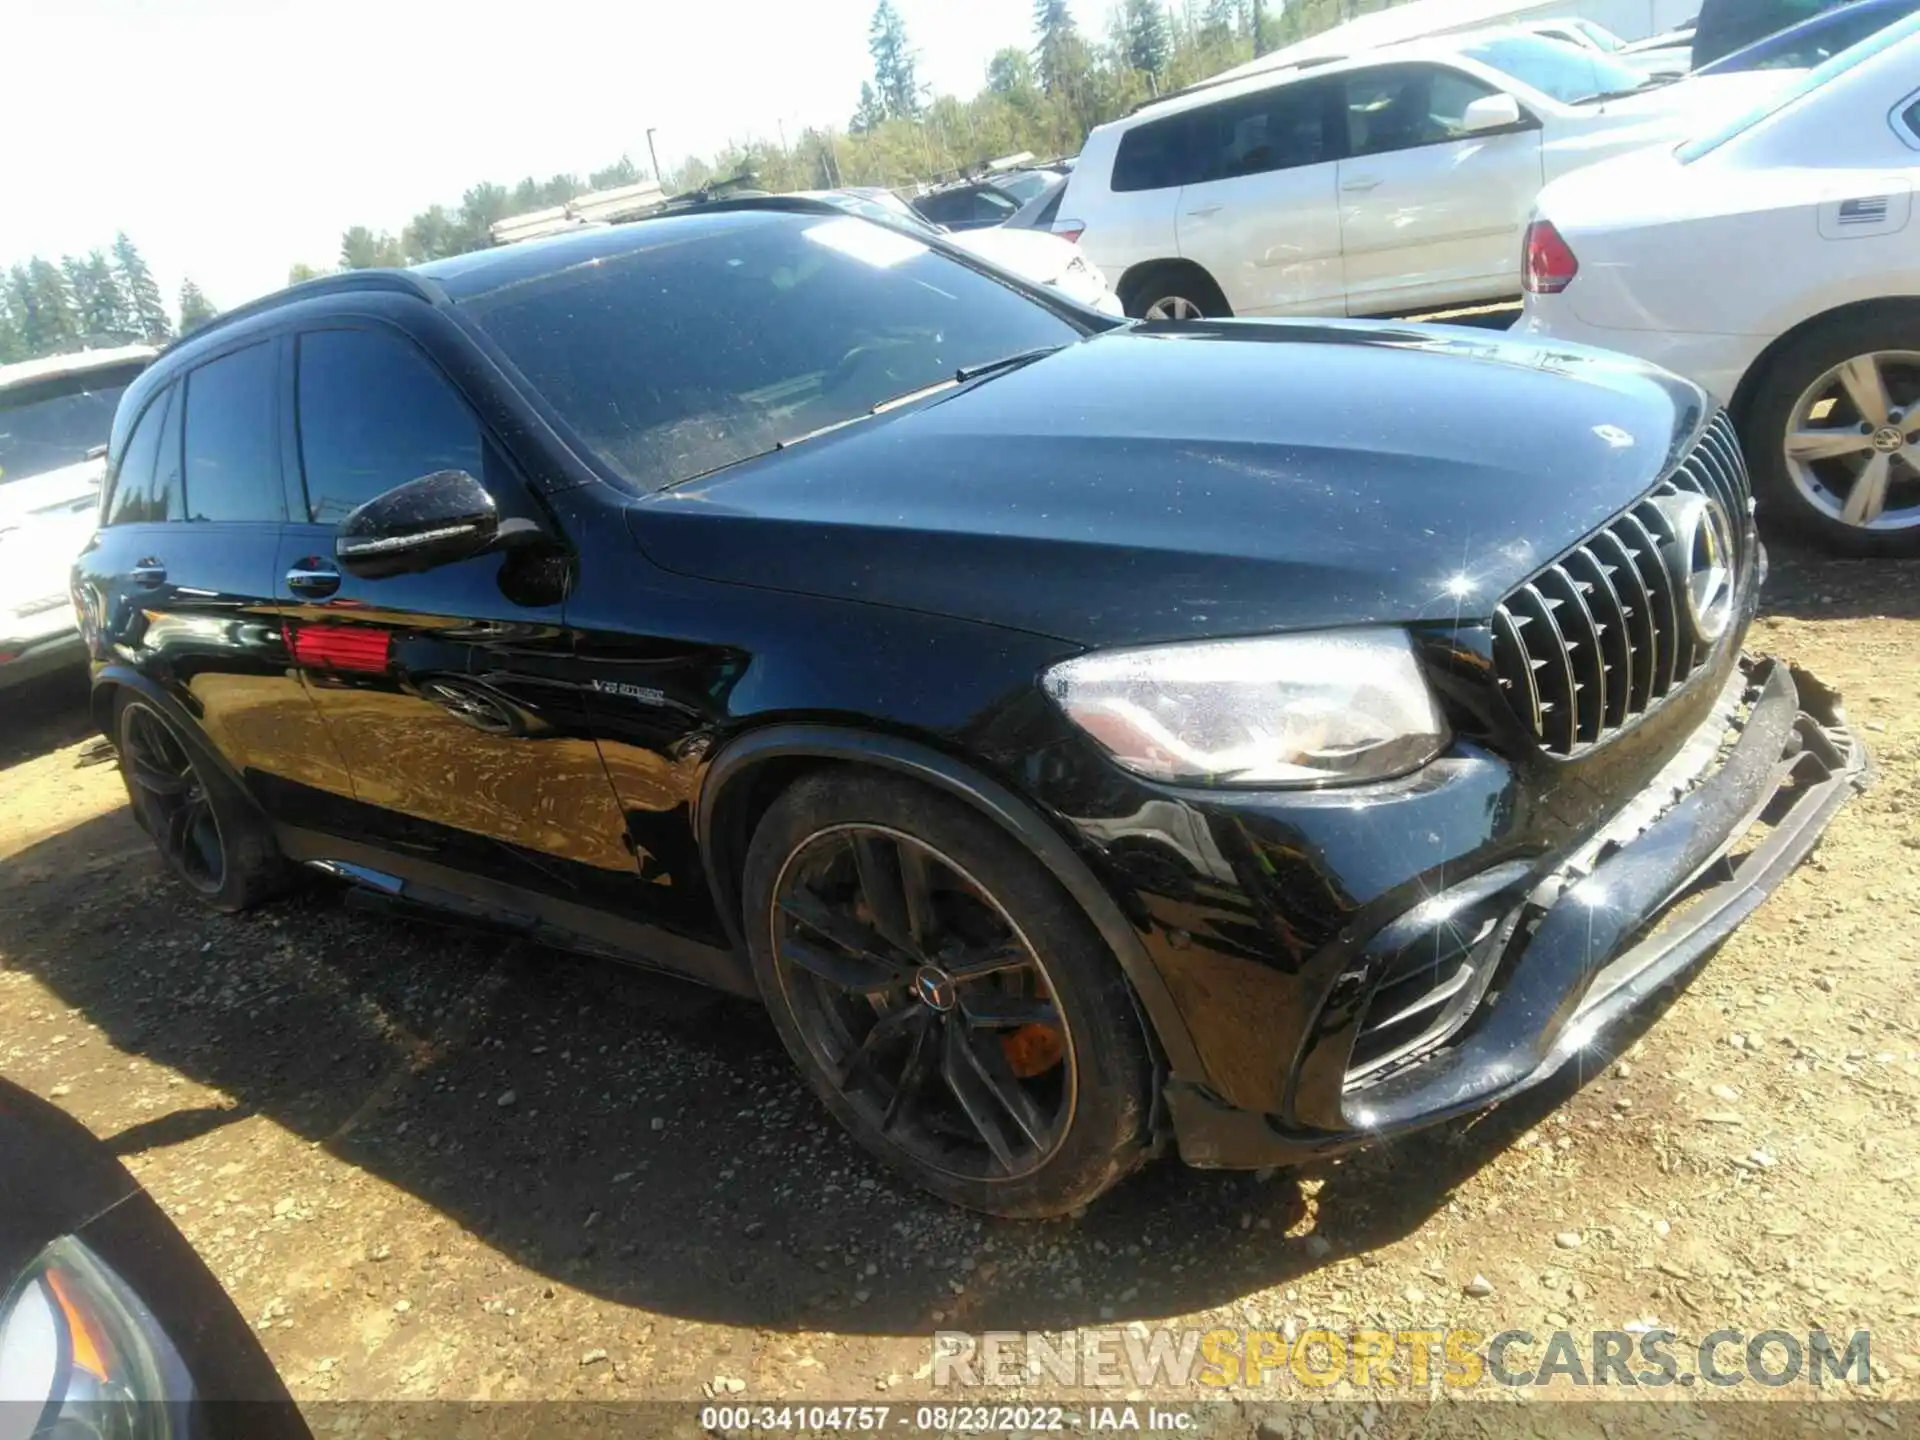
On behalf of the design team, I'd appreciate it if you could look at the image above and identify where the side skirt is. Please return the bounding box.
[273,825,755,997]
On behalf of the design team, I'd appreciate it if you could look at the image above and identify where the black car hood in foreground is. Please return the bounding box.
[633,322,1711,648]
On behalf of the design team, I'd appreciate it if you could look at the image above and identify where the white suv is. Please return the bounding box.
[1055,30,1795,319]
[0,346,154,692]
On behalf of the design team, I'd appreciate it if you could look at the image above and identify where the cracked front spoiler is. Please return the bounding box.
[1169,655,1867,1166]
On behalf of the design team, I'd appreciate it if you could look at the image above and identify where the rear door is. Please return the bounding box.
[78,341,351,808]
[274,322,635,899]
[1333,63,1545,314]
[1173,76,1346,316]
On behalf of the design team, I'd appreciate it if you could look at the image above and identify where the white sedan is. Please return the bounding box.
[1518,12,1920,554]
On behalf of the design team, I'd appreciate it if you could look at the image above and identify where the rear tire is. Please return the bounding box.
[742,768,1155,1217]
[114,693,289,914]
[1742,307,1920,557]
[1121,263,1230,321]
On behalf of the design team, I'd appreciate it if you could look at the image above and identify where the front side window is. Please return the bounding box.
[296,329,486,524]
[182,342,283,523]
[0,362,145,487]
[1458,35,1648,102]
[1345,66,1500,156]
[461,212,1083,492]
[1191,79,1335,181]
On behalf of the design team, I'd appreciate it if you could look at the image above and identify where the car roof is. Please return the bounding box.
[0,344,156,393]
[1113,26,1530,127]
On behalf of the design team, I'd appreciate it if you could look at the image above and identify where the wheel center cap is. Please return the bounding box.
[1872,425,1905,454]
[912,965,957,1012]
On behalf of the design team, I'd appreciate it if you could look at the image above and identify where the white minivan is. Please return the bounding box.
[1054,30,1794,319]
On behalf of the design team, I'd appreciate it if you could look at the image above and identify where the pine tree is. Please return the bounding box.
[1200,0,1236,44]
[111,233,172,345]
[178,279,217,334]
[67,251,131,343]
[0,286,24,364]
[339,226,406,270]
[1032,0,1083,95]
[1124,0,1171,78]
[851,81,887,134]
[869,1,922,121]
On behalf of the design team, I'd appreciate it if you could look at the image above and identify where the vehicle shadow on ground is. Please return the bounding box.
[0,670,97,771]
[0,802,1665,1338]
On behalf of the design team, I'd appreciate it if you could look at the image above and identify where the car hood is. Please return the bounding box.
[630,322,1708,649]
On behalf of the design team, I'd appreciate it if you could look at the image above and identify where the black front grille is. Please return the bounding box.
[1491,413,1752,758]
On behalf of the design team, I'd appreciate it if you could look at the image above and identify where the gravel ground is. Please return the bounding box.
[1,547,1916,1434]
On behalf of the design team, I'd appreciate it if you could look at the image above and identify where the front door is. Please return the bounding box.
[274,322,634,900]
[1174,76,1347,316]
[1333,63,1545,315]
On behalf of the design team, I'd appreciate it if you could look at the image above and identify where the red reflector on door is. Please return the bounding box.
[283,622,391,673]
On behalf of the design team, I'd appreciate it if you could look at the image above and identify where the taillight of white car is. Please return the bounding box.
[1523,219,1580,294]
[1051,219,1087,244]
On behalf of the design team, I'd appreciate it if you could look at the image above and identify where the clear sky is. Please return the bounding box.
[3,0,1053,310]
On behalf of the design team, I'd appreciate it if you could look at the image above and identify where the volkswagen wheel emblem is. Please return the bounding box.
[1651,492,1736,646]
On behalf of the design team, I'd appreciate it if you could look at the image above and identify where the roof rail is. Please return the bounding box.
[1124,55,1334,115]
[154,270,438,358]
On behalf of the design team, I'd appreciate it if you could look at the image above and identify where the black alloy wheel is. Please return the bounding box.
[120,700,227,896]
[743,770,1155,1216]
[770,823,1075,1182]
[114,694,289,914]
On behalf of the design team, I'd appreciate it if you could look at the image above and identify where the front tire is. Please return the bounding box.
[114,693,289,914]
[742,769,1155,1217]
[1743,308,1920,556]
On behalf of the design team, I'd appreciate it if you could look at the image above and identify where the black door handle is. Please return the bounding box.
[286,558,341,599]
[129,559,167,589]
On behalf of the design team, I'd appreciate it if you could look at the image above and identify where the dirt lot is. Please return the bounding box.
[1,549,1917,1432]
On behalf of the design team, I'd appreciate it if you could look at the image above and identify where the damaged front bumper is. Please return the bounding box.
[1166,654,1867,1167]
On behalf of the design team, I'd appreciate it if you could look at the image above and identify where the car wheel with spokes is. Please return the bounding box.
[742,769,1156,1216]
[1745,310,1920,556]
[114,693,289,914]
[1121,263,1230,322]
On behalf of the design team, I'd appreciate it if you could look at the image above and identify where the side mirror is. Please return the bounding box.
[1462,93,1526,134]
[336,470,499,579]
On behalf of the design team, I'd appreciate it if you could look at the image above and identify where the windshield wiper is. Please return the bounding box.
[954,344,1066,384]
[775,376,966,451]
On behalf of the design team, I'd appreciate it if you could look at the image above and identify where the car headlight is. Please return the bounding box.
[1042,629,1449,786]
[0,1237,193,1429]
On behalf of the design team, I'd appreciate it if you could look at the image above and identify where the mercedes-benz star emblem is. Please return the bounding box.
[912,965,957,1012]
[1651,492,1736,646]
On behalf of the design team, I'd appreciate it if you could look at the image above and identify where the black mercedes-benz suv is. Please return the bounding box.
[74,201,1864,1217]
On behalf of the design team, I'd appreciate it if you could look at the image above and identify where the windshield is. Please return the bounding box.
[1572,19,1628,50]
[1679,7,1920,159]
[1460,33,1653,102]
[994,170,1057,203]
[0,365,143,485]
[462,211,1082,491]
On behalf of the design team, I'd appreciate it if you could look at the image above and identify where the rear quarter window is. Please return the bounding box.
[1112,113,1192,192]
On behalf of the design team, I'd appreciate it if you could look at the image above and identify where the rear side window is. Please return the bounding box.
[105,387,173,526]
[1189,79,1336,181]
[182,343,283,523]
[296,329,486,524]
[1112,113,1191,192]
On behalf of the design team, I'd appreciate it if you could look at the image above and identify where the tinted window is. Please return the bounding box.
[182,343,282,523]
[297,329,486,524]
[917,187,1017,225]
[152,385,184,521]
[105,387,171,526]
[1189,80,1334,181]
[994,171,1055,203]
[0,361,145,486]
[1112,113,1192,192]
[462,212,1080,491]
[1459,35,1646,101]
[1345,66,1500,156]
[1694,0,1835,65]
